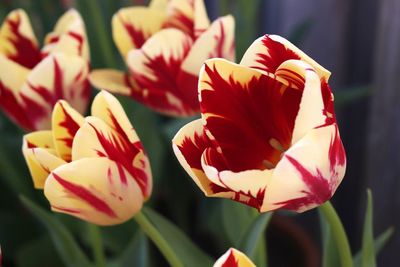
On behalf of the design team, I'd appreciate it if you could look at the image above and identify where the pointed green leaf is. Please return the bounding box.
[239,212,272,261]
[20,196,92,267]
[361,189,376,267]
[142,207,214,267]
[319,210,341,267]
[353,227,394,267]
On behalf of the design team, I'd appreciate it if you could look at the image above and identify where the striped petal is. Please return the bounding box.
[172,119,232,197]
[214,248,256,267]
[44,157,144,225]
[199,58,302,172]
[112,7,166,59]
[164,0,210,38]
[72,116,152,199]
[0,9,41,69]
[0,54,33,130]
[42,9,89,61]
[52,100,84,162]
[19,53,89,130]
[261,124,346,212]
[89,69,132,96]
[91,90,140,144]
[22,131,66,189]
[127,29,197,116]
[180,15,235,77]
[240,34,331,80]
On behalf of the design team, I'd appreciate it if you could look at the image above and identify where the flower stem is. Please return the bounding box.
[134,211,183,267]
[87,223,105,267]
[319,201,353,267]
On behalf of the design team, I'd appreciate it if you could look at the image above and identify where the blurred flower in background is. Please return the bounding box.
[213,248,255,267]
[90,0,235,116]
[22,91,152,225]
[0,9,90,131]
[173,34,346,213]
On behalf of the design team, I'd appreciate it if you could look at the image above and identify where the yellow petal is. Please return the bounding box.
[44,157,144,226]
[112,7,166,59]
[0,9,41,69]
[42,9,89,61]
[52,100,85,161]
[214,248,256,267]
[262,124,346,212]
[91,91,140,144]
[149,0,169,10]
[22,131,65,189]
[89,69,132,96]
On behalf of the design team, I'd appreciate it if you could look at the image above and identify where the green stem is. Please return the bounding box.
[87,223,106,267]
[134,211,183,267]
[81,0,117,68]
[319,201,353,267]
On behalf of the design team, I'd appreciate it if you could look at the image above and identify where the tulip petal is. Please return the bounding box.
[20,53,89,130]
[72,116,152,198]
[44,157,144,225]
[0,54,34,130]
[52,100,84,162]
[22,131,66,189]
[261,124,346,212]
[214,248,256,267]
[164,0,210,38]
[149,0,169,10]
[201,147,272,210]
[42,9,89,61]
[240,34,331,80]
[127,29,197,116]
[112,7,166,59]
[0,9,41,69]
[91,90,140,144]
[199,58,302,172]
[180,15,235,77]
[172,119,232,197]
[89,69,133,96]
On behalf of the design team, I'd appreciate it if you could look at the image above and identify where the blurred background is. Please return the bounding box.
[0,0,399,266]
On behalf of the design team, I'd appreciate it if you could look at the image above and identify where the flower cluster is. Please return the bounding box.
[0,9,90,131]
[22,91,152,225]
[90,0,235,116]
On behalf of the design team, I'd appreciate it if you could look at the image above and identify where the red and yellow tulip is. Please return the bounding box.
[90,0,235,116]
[22,91,152,225]
[0,9,90,131]
[214,248,255,267]
[172,34,346,213]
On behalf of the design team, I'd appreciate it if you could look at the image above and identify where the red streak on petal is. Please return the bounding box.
[67,31,84,56]
[52,205,81,214]
[275,155,333,211]
[4,12,42,69]
[57,102,81,154]
[252,35,301,73]
[121,18,147,48]
[52,172,118,218]
[328,126,346,172]
[221,250,239,267]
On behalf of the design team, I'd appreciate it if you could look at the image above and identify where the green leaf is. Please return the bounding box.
[238,212,273,261]
[319,209,341,267]
[221,200,257,246]
[353,227,394,267]
[335,85,372,107]
[20,196,93,267]
[360,189,376,267]
[142,207,214,267]
[108,230,150,267]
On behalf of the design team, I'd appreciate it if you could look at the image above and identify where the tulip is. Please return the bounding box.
[0,9,90,131]
[90,0,235,116]
[172,34,346,213]
[214,248,255,267]
[22,91,152,225]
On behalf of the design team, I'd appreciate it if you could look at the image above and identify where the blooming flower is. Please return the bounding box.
[90,0,235,116]
[22,91,152,225]
[0,9,90,131]
[172,34,346,213]
[214,248,255,267]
